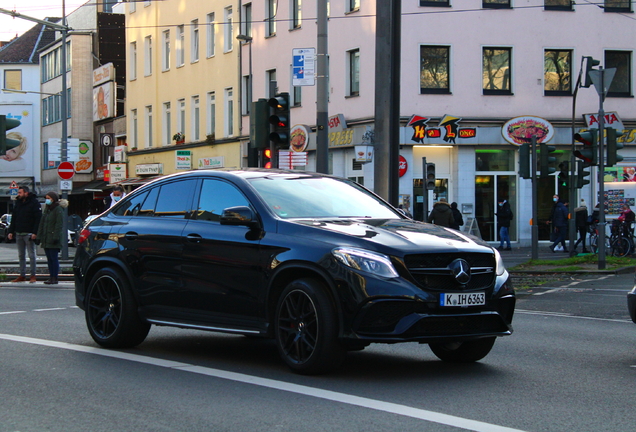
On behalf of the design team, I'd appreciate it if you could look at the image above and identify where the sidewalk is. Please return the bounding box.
[0,242,75,282]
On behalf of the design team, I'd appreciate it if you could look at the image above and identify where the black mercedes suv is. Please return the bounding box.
[74,169,515,374]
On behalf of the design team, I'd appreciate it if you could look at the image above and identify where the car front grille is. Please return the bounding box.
[403,252,496,291]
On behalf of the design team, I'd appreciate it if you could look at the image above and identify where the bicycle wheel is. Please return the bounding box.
[611,237,631,257]
[589,233,598,253]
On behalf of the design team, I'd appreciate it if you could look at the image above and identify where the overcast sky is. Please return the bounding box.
[0,2,85,42]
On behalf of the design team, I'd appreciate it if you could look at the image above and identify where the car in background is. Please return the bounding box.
[74,169,515,374]
[1,214,12,242]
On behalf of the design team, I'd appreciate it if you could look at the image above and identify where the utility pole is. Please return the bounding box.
[315,0,329,174]
[60,0,69,260]
[373,0,401,205]
[531,136,539,260]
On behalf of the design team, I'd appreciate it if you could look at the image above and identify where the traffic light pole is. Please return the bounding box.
[531,136,539,260]
[60,4,69,261]
[597,73,607,270]
[422,157,429,223]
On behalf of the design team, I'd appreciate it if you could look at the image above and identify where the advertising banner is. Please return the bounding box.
[0,104,35,178]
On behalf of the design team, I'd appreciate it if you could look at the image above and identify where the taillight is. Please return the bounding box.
[77,228,91,245]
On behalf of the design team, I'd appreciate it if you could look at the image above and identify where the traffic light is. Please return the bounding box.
[574,129,598,167]
[539,143,556,178]
[582,56,600,88]
[0,115,22,156]
[261,148,273,169]
[250,99,270,151]
[606,128,624,167]
[268,93,290,148]
[518,143,531,179]
[575,160,590,189]
[425,163,436,190]
[558,161,569,187]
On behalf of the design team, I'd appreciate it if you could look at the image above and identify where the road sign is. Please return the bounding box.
[60,180,73,191]
[58,161,75,180]
[292,48,316,86]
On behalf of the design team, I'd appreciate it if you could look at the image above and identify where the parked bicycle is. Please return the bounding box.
[609,220,634,257]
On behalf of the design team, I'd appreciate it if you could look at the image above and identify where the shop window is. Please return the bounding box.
[475,149,515,171]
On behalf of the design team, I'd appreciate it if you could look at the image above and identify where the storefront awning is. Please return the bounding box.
[111,176,163,186]
[71,180,109,195]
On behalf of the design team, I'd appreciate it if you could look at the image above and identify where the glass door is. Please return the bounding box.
[475,174,517,242]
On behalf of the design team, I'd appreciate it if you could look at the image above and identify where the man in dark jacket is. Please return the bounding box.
[7,186,42,283]
[450,202,464,230]
[573,199,589,253]
[496,199,513,250]
[428,198,455,227]
[549,195,569,253]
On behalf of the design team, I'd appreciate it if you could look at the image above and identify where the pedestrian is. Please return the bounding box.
[428,198,455,228]
[6,186,42,283]
[450,202,464,230]
[549,194,569,253]
[37,191,67,285]
[108,186,126,209]
[495,198,513,251]
[573,199,590,253]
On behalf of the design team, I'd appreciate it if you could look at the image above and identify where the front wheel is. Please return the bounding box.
[611,237,631,257]
[85,267,150,348]
[275,278,345,375]
[429,337,496,363]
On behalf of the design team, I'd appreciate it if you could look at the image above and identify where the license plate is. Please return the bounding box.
[440,292,485,307]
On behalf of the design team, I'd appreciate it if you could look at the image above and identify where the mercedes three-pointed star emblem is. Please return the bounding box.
[449,258,471,284]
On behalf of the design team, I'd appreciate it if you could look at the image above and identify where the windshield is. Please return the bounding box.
[249,175,401,219]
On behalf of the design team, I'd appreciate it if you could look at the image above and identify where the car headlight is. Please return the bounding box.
[494,248,506,276]
[332,247,399,278]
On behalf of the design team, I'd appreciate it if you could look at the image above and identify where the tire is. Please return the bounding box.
[589,234,598,254]
[274,278,345,375]
[611,237,631,257]
[429,337,496,363]
[85,267,150,348]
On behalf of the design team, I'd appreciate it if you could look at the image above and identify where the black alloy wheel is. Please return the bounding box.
[85,267,150,348]
[275,278,345,375]
[429,337,497,363]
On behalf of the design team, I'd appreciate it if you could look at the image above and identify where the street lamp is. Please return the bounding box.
[236,34,252,113]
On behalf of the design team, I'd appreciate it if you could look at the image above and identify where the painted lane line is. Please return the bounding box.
[0,311,27,315]
[33,308,67,312]
[0,333,528,432]
[516,309,631,323]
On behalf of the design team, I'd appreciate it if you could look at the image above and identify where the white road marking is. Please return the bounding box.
[32,307,67,312]
[0,333,528,432]
[0,311,26,315]
[516,309,631,323]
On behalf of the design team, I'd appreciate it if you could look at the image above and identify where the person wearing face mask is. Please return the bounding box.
[36,192,68,285]
[549,194,569,253]
[108,186,126,209]
[496,198,513,251]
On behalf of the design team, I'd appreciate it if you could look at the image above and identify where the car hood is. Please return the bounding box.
[289,218,493,255]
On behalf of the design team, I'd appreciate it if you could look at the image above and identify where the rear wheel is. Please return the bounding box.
[429,337,496,363]
[275,278,345,374]
[611,237,631,257]
[85,267,150,348]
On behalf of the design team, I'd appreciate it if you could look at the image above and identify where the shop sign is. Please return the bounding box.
[176,150,192,170]
[93,63,115,86]
[95,165,107,180]
[279,151,307,168]
[290,125,310,152]
[113,146,126,162]
[136,163,163,175]
[328,114,347,132]
[407,114,477,144]
[501,116,554,146]
[109,163,127,183]
[354,145,373,163]
[584,111,624,131]
[198,156,224,169]
[399,155,408,177]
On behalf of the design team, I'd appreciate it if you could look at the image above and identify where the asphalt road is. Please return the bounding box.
[1,274,635,432]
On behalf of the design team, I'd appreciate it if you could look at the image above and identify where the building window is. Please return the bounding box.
[191,20,199,63]
[4,70,21,90]
[129,0,136,13]
[544,0,572,11]
[242,3,252,37]
[606,50,632,97]
[266,0,277,37]
[208,92,216,138]
[176,25,185,67]
[604,0,632,12]
[544,49,571,96]
[347,49,360,97]
[292,0,302,29]
[144,36,152,76]
[177,99,185,140]
[145,105,153,148]
[267,69,277,98]
[290,65,302,107]
[42,94,61,126]
[162,30,170,71]
[483,0,511,8]
[224,7,233,53]
[242,75,251,115]
[483,47,512,95]
[192,96,200,141]
[41,44,69,83]
[347,0,361,13]
[131,109,138,149]
[66,88,71,119]
[225,88,234,137]
[163,102,172,145]
[129,42,137,80]
[420,0,450,6]
[420,46,450,94]
[207,13,215,58]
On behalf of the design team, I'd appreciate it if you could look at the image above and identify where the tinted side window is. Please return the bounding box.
[154,180,197,218]
[196,179,250,222]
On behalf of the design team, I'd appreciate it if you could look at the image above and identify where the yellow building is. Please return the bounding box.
[124,0,244,179]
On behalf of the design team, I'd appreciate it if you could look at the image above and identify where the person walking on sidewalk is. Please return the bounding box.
[428,198,455,228]
[37,192,67,285]
[496,198,513,250]
[573,199,590,253]
[7,186,42,283]
[549,195,569,253]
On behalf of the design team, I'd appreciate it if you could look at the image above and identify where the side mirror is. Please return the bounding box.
[220,206,260,229]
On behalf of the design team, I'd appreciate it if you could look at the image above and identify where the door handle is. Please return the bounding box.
[186,234,202,243]
[124,232,138,241]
